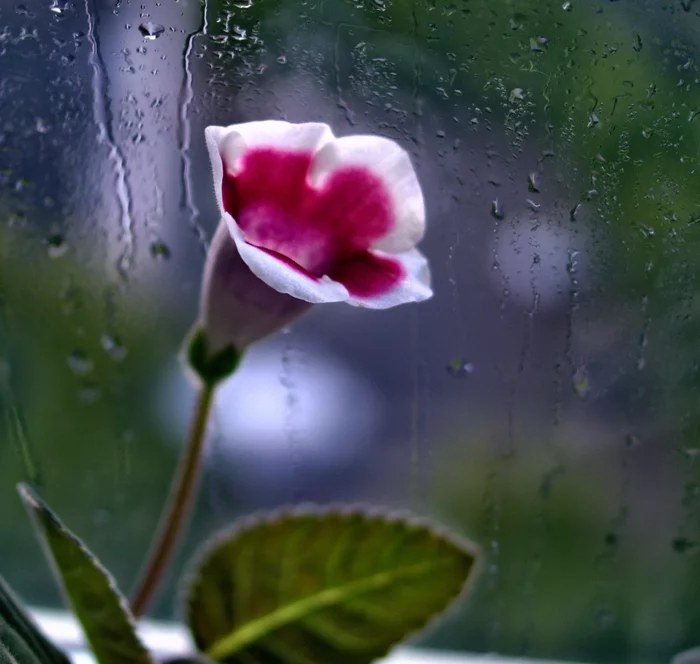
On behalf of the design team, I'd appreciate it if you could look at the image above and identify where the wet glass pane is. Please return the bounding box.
[1,0,700,662]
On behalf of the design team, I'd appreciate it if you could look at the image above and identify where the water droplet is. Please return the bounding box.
[588,112,599,128]
[530,36,548,53]
[139,22,164,39]
[79,383,101,404]
[527,172,540,192]
[672,537,699,555]
[35,118,50,134]
[509,87,524,102]
[149,240,170,260]
[562,1,572,10]
[15,4,30,15]
[570,203,582,221]
[447,358,474,378]
[491,199,504,219]
[46,234,68,258]
[101,335,127,361]
[597,609,616,627]
[49,0,69,13]
[92,508,111,525]
[572,367,590,398]
[276,55,287,64]
[633,32,642,52]
[67,351,93,376]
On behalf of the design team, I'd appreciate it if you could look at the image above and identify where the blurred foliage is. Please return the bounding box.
[0,230,223,616]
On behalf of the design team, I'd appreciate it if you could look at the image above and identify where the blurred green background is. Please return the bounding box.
[1,0,700,662]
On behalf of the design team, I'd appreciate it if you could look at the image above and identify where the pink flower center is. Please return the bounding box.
[221,147,404,298]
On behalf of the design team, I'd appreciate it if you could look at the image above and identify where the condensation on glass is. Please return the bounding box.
[1,0,699,662]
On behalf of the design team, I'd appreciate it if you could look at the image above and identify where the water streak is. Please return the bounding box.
[83,0,135,278]
[179,0,210,252]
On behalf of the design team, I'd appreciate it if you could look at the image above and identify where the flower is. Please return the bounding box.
[198,120,432,357]
[199,221,313,356]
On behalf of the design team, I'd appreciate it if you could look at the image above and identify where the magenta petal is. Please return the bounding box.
[329,252,404,297]
[221,147,395,277]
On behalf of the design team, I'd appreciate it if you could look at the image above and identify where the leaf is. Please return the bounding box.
[185,326,242,388]
[0,576,70,664]
[183,505,479,664]
[17,484,153,664]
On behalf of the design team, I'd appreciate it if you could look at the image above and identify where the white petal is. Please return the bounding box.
[346,248,433,309]
[309,135,425,254]
[205,122,334,217]
[224,215,350,304]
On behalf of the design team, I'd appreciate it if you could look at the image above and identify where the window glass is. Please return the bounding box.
[1,0,699,662]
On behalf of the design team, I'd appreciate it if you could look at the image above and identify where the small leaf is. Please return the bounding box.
[183,505,479,664]
[0,576,70,664]
[185,326,241,388]
[17,484,153,664]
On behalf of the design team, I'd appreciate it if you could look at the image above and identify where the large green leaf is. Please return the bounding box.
[183,506,479,664]
[0,576,70,664]
[17,484,153,664]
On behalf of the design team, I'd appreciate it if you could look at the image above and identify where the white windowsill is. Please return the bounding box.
[30,608,583,664]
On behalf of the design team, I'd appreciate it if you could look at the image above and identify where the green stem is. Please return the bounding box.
[130,382,216,618]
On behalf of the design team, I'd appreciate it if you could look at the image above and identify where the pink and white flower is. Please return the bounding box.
[199,120,432,354]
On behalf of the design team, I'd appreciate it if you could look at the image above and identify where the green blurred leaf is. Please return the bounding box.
[17,484,153,664]
[184,505,479,664]
[0,576,70,664]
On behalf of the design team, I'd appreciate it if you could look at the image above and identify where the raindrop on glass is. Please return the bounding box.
[528,172,540,193]
[139,22,165,40]
[46,234,68,259]
[67,351,94,376]
[78,383,101,404]
[49,0,69,13]
[149,240,171,261]
[491,199,504,219]
[572,367,590,398]
[633,32,642,52]
[101,335,127,362]
[447,358,475,378]
[672,537,699,556]
[570,203,582,221]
